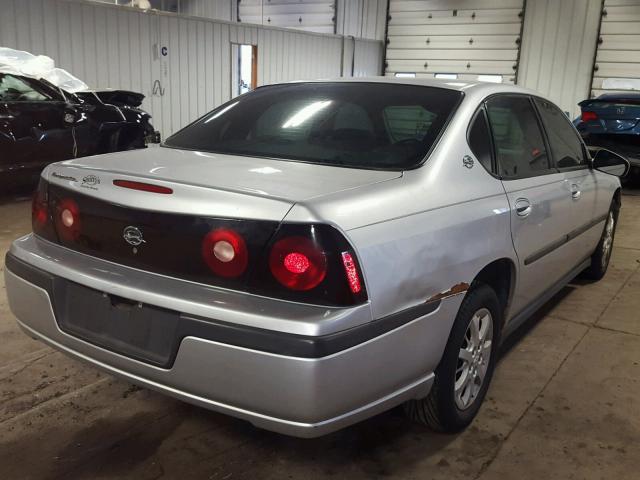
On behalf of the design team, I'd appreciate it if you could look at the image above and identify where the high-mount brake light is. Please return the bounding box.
[113,179,173,194]
[581,111,598,122]
[202,229,248,278]
[341,251,362,294]
[269,236,327,291]
[54,198,81,241]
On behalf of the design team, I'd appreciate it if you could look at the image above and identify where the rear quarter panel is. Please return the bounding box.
[286,101,517,320]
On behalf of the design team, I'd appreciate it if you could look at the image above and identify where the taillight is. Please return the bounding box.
[341,251,362,294]
[581,111,598,122]
[32,189,48,228]
[31,178,57,242]
[269,236,327,290]
[250,223,367,306]
[54,198,81,241]
[201,228,249,278]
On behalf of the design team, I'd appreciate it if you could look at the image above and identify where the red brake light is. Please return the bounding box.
[32,191,48,227]
[269,236,327,291]
[284,252,310,274]
[581,111,598,122]
[54,198,81,241]
[341,251,362,294]
[202,228,248,278]
[113,179,173,194]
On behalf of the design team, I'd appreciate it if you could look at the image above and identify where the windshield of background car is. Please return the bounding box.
[0,73,56,101]
[165,83,462,170]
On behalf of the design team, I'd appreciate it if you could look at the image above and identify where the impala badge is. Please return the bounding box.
[123,226,146,247]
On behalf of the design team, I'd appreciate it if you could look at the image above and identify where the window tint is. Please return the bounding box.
[165,83,462,170]
[533,97,586,169]
[383,106,435,142]
[0,74,51,101]
[486,95,550,178]
[468,109,493,172]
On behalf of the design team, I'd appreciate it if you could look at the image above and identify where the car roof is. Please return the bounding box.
[282,76,537,94]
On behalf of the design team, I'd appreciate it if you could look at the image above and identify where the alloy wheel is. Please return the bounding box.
[601,212,615,270]
[455,307,493,410]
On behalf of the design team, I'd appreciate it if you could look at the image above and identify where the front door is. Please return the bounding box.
[486,95,581,316]
[533,97,604,257]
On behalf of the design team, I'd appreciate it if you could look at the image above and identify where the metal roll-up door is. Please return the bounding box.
[385,0,525,84]
[592,0,640,97]
[238,0,336,34]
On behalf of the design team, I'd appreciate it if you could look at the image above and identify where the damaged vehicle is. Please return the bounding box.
[0,72,159,190]
[4,79,629,437]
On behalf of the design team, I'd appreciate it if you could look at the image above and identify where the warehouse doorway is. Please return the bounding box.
[232,44,258,98]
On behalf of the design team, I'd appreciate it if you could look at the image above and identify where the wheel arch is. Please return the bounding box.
[470,258,516,325]
[613,187,622,209]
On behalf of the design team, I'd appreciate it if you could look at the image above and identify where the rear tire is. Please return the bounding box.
[404,283,502,432]
[583,201,619,281]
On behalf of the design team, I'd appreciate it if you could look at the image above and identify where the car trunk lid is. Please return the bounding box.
[58,147,403,209]
[579,98,640,132]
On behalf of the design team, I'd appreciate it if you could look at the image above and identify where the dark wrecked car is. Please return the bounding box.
[0,72,159,190]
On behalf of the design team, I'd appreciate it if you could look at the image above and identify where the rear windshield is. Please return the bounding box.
[164,82,462,170]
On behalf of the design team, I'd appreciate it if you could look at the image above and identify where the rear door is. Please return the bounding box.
[485,95,582,316]
[533,97,604,257]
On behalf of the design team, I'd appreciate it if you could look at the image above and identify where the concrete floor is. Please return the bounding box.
[0,192,639,480]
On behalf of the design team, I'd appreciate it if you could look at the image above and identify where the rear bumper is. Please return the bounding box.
[5,236,461,437]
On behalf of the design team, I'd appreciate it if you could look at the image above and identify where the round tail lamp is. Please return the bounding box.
[202,229,248,278]
[269,236,327,290]
[55,198,81,241]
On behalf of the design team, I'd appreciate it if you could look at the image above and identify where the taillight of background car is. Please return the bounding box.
[581,111,598,122]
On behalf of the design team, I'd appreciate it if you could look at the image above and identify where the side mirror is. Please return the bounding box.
[590,148,630,177]
[63,106,84,126]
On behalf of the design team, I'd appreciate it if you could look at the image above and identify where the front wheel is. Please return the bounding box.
[404,284,502,432]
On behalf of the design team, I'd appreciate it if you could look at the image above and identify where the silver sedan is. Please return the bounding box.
[5,78,628,437]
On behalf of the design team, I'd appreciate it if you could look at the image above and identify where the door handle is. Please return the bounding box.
[515,198,532,218]
[570,184,581,200]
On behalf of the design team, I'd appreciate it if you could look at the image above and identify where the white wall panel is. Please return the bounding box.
[1,0,382,139]
[385,0,524,83]
[518,0,601,118]
[239,0,336,34]
[336,0,388,41]
[353,38,384,76]
[592,0,640,97]
[180,0,236,21]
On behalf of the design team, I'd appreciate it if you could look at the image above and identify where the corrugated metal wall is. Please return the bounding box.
[336,0,388,41]
[238,0,335,34]
[518,0,601,118]
[354,38,384,76]
[180,0,236,22]
[385,0,524,83]
[1,0,383,138]
[592,0,640,97]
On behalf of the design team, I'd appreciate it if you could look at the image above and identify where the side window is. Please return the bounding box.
[486,95,551,179]
[0,74,51,102]
[468,108,493,172]
[533,97,587,169]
